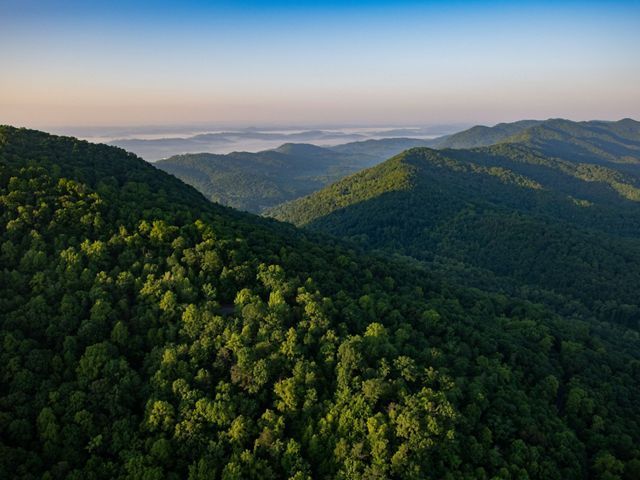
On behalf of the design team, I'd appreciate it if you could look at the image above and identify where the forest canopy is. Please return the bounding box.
[1,126,640,480]
[270,119,640,329]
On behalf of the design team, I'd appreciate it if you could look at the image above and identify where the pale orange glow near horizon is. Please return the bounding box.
[2,1,639,129]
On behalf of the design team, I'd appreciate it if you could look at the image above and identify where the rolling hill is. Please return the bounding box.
[108,129,368,161]
[156,119,640,215]
[430,120,542,148]
[155,143,380,212]
[270,119,640,326]
[2,126,640,479]
[504,118,640,168]
[328,137,435,159]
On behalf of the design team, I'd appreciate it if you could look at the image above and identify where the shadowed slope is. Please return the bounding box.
[270,137,640,325]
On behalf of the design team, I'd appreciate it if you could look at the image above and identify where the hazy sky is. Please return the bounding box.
[1,0,639,128]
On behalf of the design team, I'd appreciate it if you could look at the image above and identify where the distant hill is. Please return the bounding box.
[270,119,640,325]
[429,118,640,157]
[329,137,434,160]
[138,119,640,217]
[156,143,379,212]
[430,120,542,148]
[504,118,640,168]
[108,129,368,161]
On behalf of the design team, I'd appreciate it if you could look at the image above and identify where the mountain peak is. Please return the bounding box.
[271,142,332,156]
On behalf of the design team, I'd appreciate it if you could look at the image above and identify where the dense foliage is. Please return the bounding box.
[156,144,379,213]
[430,120,542,149]
[270,120,640,327]
[427,118,640,152]
[2,127,640,480]
[157,119,640,216]
[505,119,640,169]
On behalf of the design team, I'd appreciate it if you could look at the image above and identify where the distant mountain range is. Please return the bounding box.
[430,120,543,148]
[154,118,640,215]
[108,129,368,161]
[270,118,640,325]
[107,125,460,161]
[154,136,450,213]
[155,143,381,212]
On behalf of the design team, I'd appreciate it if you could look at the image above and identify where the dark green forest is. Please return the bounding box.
[155,143,380,213]
[2,126,640,480]
[150,119,546,215]
[156,118,640,217]
[429,120,542,149]
[270,119,640,328]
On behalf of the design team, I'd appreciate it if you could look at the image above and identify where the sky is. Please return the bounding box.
[1,0,639,128]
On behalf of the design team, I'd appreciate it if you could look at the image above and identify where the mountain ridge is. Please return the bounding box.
[269,119,640,326]
[153,118,639,215]
[155,143,380,212]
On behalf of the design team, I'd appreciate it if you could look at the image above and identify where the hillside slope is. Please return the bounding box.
[155,119,640,215]
[430,120,542,148]
[505,118,640,168]
[270,120,640,326]
[2,126,640,479]
[329,137,434,160]
[156,143,378,212]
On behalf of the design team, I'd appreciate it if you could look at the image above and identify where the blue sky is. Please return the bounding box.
[1,1,639,127]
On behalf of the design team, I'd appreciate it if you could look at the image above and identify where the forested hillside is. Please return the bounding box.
[504,118,640,169]
[155,143,379,212]
[328,137,434,160]
[155,119,640,215]
[2,126,640,479]
[149,121,540,214]
[270,119,640,327]
[430,120,542,149]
